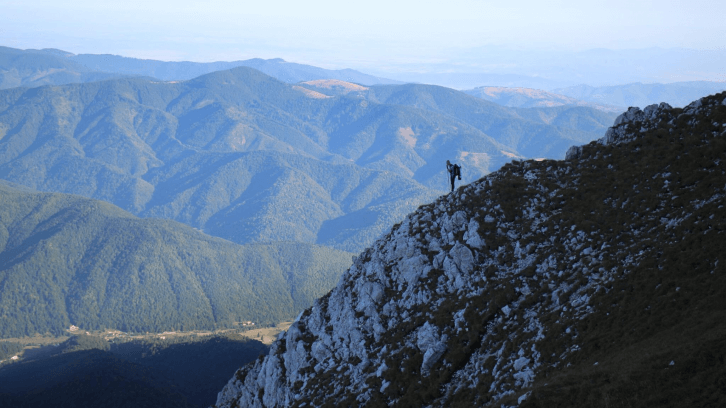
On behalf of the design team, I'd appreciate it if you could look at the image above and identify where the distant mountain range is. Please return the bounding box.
[464,83,726,113]
[0,181,352,338]
[0,67,615,251]
[374,47,726,90]
[0,46,126,89]
[3,45,724,119]
[0,46,400,89]
[463,86,622,112]
[553,81,726,109]
[373,71,564,91]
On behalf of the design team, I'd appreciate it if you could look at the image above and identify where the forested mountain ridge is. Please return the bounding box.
[215,93,726,407]
[359,83,617,158]
[0,181,353,338]
[0,67,616,251]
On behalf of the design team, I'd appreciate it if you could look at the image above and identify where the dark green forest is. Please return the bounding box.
[0,181,352,338]
[0,342,23,360]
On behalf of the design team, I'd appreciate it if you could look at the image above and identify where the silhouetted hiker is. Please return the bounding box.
[446,160,461,192]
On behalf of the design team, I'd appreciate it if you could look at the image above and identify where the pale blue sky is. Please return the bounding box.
[2,0,725,71]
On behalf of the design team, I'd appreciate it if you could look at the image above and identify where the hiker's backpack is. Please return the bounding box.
[454,164,461,180]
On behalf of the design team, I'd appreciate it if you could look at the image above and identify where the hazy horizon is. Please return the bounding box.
[2,0,725,86]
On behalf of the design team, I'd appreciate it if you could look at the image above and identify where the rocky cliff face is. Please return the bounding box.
[214,93,726,407]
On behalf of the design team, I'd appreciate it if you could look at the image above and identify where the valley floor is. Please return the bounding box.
[0,321,292,366]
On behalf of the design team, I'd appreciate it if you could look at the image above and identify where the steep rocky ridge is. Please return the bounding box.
[215,92,726,407]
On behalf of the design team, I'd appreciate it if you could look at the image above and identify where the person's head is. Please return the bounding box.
[446,160,451,165]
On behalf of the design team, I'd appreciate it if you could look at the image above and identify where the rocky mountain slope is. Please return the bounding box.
[0,181,352,337]
[0,67,614,252]
[214,93,726,407]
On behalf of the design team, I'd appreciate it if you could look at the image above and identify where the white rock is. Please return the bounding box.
[643,104,659,120]
[400,254,430,285]
[450,242,475,274]
[451,210,468,230]
[465,219,484,249]
[614,106,643,126]
[565,145,582,160]
[502,305,512,316]
[311,341,332,363]
[518,391,531,405]
[422,346,447,374]
[376,361,388,377]
[416,322,448,373]
[685,98,703,111]
[513,368,535,387]
[514,356,531,371]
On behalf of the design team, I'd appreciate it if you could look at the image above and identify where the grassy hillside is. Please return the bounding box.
[0,181,353,338]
